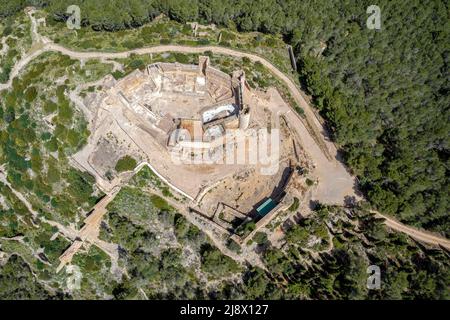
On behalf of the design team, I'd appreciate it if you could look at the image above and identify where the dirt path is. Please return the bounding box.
[0,166,40,218]
[372,211,450,250]
[0,166,120,272]
[1,11,449,251]
[56,188,120,273]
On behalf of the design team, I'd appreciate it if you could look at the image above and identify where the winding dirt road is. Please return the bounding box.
[372,212,450,250]
[1,11,449,251]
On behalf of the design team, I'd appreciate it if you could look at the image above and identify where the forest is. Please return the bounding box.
[1,0,447,236]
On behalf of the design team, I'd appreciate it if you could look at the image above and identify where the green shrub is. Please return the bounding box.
[173,52,190,64]
[253,232,268,245]
[197,38,210,45]
[115,155,137,172]
[288,197,300,212]
[226,239,242,253]
[24,87,37,102]
[112,70,125,80]
[150,194,171,211]
[127,59,145,70]
[201,245,241,278]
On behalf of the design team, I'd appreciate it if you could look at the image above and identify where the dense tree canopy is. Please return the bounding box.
[0,255,56,299]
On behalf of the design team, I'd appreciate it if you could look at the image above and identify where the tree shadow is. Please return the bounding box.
[344,195,357,208]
